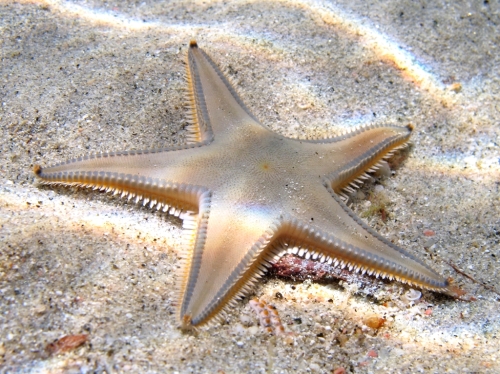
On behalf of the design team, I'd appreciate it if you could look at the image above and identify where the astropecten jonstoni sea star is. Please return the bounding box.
[34,41,452,329]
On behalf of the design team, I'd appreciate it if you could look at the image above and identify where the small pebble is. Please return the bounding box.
[309,362,321,371]
[423,229,435,237]
[365,315,385,329]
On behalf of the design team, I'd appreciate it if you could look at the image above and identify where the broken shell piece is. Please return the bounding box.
[249,297,287,336]
[402,288,422,304]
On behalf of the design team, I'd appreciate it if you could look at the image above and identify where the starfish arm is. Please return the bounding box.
[285,184,449,292]
[186,41,269,141]
[296,124,413,195]
[178,198,280,327]
[33,150,213,213]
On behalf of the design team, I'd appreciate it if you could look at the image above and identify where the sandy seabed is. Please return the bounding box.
[1,0,499,372]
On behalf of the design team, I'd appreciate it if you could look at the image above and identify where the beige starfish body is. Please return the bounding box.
[34,41,449,328]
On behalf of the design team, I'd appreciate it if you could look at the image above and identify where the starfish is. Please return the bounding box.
[34,41,450,329]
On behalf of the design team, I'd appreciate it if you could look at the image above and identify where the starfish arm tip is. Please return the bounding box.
[181,314,195,331]
[33,164,42,176]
